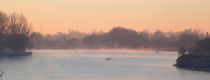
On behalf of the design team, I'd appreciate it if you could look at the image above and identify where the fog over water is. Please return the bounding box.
[31,27,206,51]
[0,50,210,80]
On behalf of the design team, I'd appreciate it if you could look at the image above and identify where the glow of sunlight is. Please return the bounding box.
[0,0,210,34]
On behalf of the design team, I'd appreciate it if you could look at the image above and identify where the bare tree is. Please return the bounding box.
[0,11,8,34]
[6,13,31,53]
[8,13,31,35]
[0,11,9,51]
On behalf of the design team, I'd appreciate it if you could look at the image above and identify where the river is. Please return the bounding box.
[0,50,210,80]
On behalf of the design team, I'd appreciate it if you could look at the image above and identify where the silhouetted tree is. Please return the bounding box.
[138,31,150,48]
[0,11,8,51]
[0,11,32,55]
[177,29,201,54]
[192,38,210,54]
[108,27,141,48]
[6,13,31,53]
[151,30,166,49]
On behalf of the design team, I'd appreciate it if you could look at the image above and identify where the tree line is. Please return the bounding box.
[31,27,208,51]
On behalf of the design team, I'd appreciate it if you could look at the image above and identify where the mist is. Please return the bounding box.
[30,27,208,51]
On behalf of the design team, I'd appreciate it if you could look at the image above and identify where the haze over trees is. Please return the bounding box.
[0,11,32,56]
[31,27,207,51]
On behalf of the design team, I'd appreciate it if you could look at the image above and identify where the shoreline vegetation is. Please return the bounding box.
[175,38,210,72]
[175,54,210,72]
[31,26,208,51]
[0,11,32,57]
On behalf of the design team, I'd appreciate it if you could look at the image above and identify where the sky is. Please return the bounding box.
[0,0,210,34]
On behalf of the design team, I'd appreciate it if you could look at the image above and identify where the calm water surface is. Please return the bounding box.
[0,50,210,80]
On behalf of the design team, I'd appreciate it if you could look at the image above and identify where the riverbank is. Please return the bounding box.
[0,52,32,57]
[174,54,210,72]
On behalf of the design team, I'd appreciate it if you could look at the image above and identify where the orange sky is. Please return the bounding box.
[0,0,210,34]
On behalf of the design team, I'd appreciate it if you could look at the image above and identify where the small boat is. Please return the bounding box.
[156,50,159,53]
[105,58,111,60]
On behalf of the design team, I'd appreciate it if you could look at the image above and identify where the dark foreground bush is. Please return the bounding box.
[175,54,210,72]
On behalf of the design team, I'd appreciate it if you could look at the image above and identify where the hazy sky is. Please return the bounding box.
[1,0,210,34]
